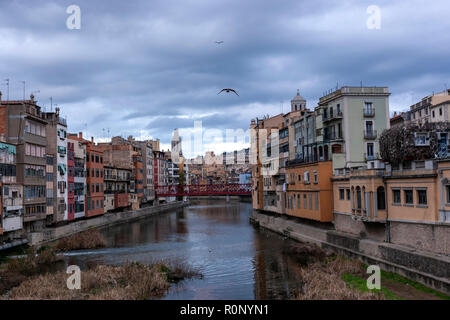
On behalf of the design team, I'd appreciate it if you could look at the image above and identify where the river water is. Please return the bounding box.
[62,199,305,300]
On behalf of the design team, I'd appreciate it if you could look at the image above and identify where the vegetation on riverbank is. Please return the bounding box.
[6,261,201,300]
[56,229,107,251]
[0,246,62,296]
[293,256,384,300]
[0,245,201,300]
[289,243,449,300]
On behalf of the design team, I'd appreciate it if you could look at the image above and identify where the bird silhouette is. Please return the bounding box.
[215,41,224,44]
[217,88,239,96]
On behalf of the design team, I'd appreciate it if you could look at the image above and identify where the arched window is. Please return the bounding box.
[356,186,362,209]
[377,187,386,210]
[319,146,323,159]
[297,194,300,208]
[324,145,329,161]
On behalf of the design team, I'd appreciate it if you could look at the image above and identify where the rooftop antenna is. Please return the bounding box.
[102,128,105,139]
[360,81,363,87]
[4,79,9,101]
[336,82,339,90]
[50,96,53,112]
[21,81,25,100]
[85,123,88,138]
[107,128,110,140]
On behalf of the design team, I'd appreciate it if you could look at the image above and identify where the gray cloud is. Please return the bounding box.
[1,0,449,149]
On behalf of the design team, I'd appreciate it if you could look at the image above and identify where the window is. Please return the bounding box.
[339,188,345,200]
[298,175,301,182]
[86,153,89,162]
[304,171,310,183]
[404,190,413,204]
[432,111,435,118]
[377,187,385,210]
[303,194,307,209]
[417,189,427,205]
[313,171,318,184]
[414,133,430,146]
[446,186,450,204]
[393,189,401,204]
[356,186,362,209]
[439,108,442,116]
[366,143,374,159]
[309,194,312,210]
[297,194,301,208]
[315,193,319,211]
[346,188,351,200]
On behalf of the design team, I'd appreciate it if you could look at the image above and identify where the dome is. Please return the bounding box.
[292,89,306,102]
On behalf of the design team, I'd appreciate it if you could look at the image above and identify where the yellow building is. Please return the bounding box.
[332,159,450,254]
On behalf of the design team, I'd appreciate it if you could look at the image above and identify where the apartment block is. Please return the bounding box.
[408,89,450,125]
[285,161,333,222]
[0,93,48,231]
[318,86,390,172]
[138,141,155,205]
[0,141,24,240]
[68,133,86,219]
[42,109,68,224]
[104,165,131,212]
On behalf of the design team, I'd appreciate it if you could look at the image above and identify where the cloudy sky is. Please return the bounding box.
[1,0,449,157]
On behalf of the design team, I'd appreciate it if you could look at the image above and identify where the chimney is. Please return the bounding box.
[0,91,2,102]
[56,107,60,116]
[30,94,34,103]
[91,137,94,143]
[79,132,83,139]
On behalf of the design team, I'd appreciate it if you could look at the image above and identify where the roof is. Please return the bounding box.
[292,89,306,102]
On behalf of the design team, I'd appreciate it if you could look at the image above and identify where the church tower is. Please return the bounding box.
[291,89,306,112]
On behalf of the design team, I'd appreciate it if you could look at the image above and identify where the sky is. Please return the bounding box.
[1,0,449,158]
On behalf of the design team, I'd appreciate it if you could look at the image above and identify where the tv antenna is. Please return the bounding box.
[3,79,9,101]
[21,81,25,100]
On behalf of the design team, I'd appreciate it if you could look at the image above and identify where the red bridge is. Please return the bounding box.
[155,184,252,196]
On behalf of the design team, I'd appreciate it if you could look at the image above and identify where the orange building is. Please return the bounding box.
[285,160,333,222]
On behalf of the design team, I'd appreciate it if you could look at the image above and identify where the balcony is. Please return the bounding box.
[363,108,375,117]
[364,130,377,139]
[364,152,379,161]
[323,111,343,122]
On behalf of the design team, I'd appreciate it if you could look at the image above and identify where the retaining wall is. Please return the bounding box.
[250,210,450,295]
[29,201,188,246]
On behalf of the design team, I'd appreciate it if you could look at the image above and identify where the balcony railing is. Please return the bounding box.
[363,108,375,117]
[364,130,377,139]
[323,111,343,122]
[364,152,379,161]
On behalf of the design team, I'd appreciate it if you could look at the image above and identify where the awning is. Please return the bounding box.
[0,143,16,154]
[58,163,66,175]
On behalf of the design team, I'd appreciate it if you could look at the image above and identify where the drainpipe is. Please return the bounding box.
[383,177,390,243]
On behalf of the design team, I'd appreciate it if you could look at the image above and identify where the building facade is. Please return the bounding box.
[0,93,48,231]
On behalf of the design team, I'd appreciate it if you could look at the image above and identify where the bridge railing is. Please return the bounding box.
[155,184,252,196]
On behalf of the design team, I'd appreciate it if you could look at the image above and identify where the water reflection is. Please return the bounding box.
[62,199,304,299]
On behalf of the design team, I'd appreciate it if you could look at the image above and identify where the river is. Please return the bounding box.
[62,199,305,300]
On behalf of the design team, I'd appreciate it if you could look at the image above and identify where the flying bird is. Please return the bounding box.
[217,88,239,96]
[215,41,224,44]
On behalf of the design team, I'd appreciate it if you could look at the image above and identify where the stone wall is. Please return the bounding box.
[251,210,450,295]
[389,221,450,256]
[334,212,386,241]
[29,201,188,246]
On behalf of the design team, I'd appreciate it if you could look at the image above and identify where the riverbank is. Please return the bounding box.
[29,201,188,247]
[0,246,201,300]
[250,210,450,296]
